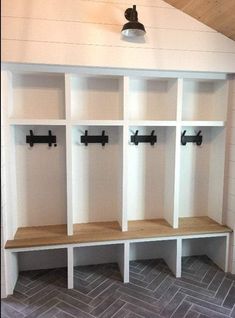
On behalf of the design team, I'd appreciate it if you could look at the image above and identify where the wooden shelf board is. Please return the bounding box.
[5,217,232,249]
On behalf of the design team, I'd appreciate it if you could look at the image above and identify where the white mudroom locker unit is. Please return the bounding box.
[1,66,232,295]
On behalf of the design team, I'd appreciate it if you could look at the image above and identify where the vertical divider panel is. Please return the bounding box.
[67,246,74,289]
[2,71,18,239]
[176,238,182,278]
[5,251,18,295]
[173,78,183,228]
[65,74,73,235]
[122,76,129,231]
[117,242,130,283]
[206,234,229,272]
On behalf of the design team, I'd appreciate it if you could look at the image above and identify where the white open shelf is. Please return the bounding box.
[70,75,123,120]
[10,73,65,120]
[182,79,227,121]
[127,126,176,226]
[179,126,226,223]
[128,78,177,121]
[71,125,123,226]
[12,125,67,227]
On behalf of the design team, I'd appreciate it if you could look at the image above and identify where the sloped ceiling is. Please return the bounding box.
[163,0,235,41]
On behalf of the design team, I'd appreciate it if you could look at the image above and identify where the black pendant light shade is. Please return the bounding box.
[121,5,146,37]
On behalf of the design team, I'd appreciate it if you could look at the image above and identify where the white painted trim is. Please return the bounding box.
[1,63,228,79]
[176,238,182,278]
[67,246,74,289]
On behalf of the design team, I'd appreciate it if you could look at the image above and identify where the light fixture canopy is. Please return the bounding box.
[121,5,146,37]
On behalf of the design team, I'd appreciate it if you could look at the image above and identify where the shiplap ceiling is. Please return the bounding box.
[163,0,235,41]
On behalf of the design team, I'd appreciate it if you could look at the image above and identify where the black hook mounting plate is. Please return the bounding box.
[26,130,57,147]
[81,130,108,146]
[131,130,157,146]
[181,130,202,146]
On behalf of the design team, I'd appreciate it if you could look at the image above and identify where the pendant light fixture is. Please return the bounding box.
[121,5,146,37]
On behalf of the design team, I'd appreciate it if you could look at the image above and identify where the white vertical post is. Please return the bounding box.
[176,238,182,278]
[67,246,74,289]
[121,76,129,231]
[117,242,129,283]
[5,251,19,296]
[65,74,73,235]
[123,242,130,283]
[173,78,183,228]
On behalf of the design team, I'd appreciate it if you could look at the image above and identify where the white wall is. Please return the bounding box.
[224,75,235,274]
[1,0,235,72]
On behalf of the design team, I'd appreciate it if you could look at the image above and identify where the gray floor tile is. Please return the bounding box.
[1,257,234,318]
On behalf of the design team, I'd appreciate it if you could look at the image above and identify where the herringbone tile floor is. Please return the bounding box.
[1,256,235,318]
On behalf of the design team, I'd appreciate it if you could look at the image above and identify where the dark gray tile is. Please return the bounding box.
[148,272,168,291]
[184,310,200,318]
[130,277,149,288]
[215,278,233,304]
[223,286,235,309]
[120,293,161,314]
[180,287,221,305]
[202,267,218,284]
[230,305,235,318]
[153,277,175,299]
[175,280,215,297]
[124,302,161,318]
[208,272,225,292]
[1,257,233,318]
[112,307,129,318]
[56,309,77,318]
[160,291,185,318]
[57,301,94,318]
[57,292,92,313]
[22,289,60,315]
[90,291,121,316]
[100,299,125,318]
[90,283,120,307]
[1,302,24,318]
[191,304,230,318]
[118,286,158,306]
[158,285,180,308]
[185,295,231,315]
[37,306,60,318]
[171,300,191,318]
[24,298,59,318]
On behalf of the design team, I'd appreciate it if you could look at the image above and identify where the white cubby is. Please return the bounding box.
[182,79,227,121]
[179,126,226,223]
[128,78,177,121]
[70,75,123,120]
[130,240,179,276]
[10,73,65,120]
[71,126,123,226]
[127,126,176,226]
[182,236,229,272]
[18,248,67,271]
[12,125,67,227]
[72,244,127,287]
